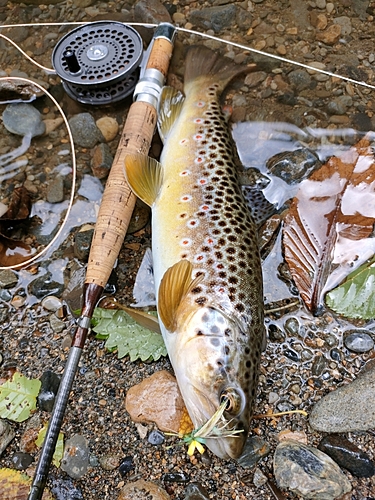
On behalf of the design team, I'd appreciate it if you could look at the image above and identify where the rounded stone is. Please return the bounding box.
[68,113,104,148]
[118,479,171,500]
[344,331,374,353]
[96,116,119,142]
[2,103,45,137]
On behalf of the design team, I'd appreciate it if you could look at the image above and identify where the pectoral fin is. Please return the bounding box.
[158,260,203,332]
[158,86,185,143]
[124,154,163,207]
[120,305,161,334]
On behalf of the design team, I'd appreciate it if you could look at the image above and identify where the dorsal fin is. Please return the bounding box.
[158,86,185,143]
[158,260,203,332]
[124,153,163,207]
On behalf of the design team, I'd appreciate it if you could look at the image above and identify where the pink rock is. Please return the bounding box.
[125,370,185,433]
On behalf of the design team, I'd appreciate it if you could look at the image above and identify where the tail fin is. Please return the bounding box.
[184,45,255,91]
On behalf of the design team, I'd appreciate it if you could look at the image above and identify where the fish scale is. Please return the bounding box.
[124,46,265,460]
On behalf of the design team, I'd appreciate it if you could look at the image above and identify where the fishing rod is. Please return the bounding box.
[27,21,176,500]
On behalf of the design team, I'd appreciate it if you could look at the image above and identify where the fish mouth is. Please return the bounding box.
[186,384,248,460]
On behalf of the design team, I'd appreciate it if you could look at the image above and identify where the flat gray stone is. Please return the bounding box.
[274,440,352,499]
[2,102,45,137]
[309,364,375,433]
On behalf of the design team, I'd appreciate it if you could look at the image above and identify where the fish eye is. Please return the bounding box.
[220,387,244,416]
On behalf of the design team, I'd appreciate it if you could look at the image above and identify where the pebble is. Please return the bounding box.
[74,225,94,261]
[163,472,190,483]
[189,5,237,33]
[133,0,172,24]
[344,330,374,353]
[2,102,45,137]
[50,476,84,500]
[43,117,64,135]
[183,482,210,499]
[118,456,134,477]
[28,272,64,299]
[0,419,15,457]
[41,295,62,312]
[91,143,113,179]
[266,148,321,185]
[147,429,165,445]
[46,175,64,203]
[61,434,89,479]
[96,116,119,142]
[315,24,341,45]
[99,454,120,471]
[244,71,267,88]
[252,467,268,487]
[327,95,353,115]
[37,370,61,412]
[125,370,186,433]
[333,16,352,36]
[118,479,171,500]
[0,269,18,288]
[236,436,271,468]
[274,440,352,499]
[288,69,312,91]
[309,364,375,433]
[11,451,33,470]
[127,199,151,234]
[49,313,65,333]
[68,113,104,148]
[318,435,375,478]
[311,354,328,376]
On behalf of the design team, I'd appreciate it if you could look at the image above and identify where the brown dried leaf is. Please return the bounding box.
[0,233,34,267]
[0,468,53,500]
[282,136,375,314]
[0,186,31,221]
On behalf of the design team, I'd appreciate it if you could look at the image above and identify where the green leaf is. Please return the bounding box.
[326,255,375,319]
[35,425,64,468]
[92,308,167,362]
[0,372,41,422]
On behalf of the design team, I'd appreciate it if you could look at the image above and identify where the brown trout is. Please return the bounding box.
[124,46,265,460]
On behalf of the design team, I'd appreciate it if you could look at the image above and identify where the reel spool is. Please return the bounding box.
[52,21,143,105]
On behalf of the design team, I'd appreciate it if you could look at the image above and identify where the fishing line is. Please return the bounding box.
[1,21,375,91]
[0,76,76,270]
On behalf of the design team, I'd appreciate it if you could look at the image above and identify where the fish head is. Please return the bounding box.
[172,305,259,460]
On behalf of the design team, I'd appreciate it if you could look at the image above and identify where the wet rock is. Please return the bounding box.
[41,295,62,312]
[91,143,113,179]
[310,365,375,433]
[0,419,15,457]
[11,451,33,470]
[244,71,267,88]
[253,467,268,487]
[118,479,171,500]
[2,102,45,137]
[20,414,40,453]
[288,69,312,91]
[163,472,190,483]
[327,96,352,115]
[118,456,134,477]
[311,354,328,377]
[236,436,271,468]
[266,148,322,185]
[344,330,374,353]
[99,454,120,471]
[284,317,300,336]
[183,482,210,499]
[189,5,237,33]
[68,113,104,148]
[148,429,165,445]
[49,313,65,333]
[134,0,172,24]
[318,435,375,478]
[37,370,61,412]
[28,272,64,299]
[274,440,352,499]
[316,24,341,45]
[125,370,186,433]
[50,476,84,500]
[74,225,94,261]
[0,269,18,288]
[61,434,89,479]
[46,175,64,203]
[96,116,119,142]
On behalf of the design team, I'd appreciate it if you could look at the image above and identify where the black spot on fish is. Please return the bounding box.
[211,336,220,345]
[195,297,207,305]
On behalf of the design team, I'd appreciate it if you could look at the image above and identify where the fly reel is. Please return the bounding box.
[52,21,143,105]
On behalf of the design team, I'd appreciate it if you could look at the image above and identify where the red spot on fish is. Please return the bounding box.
[194,134,203,141]
[202,205,209,210]
[207,237,214,244]
[199,179,206,184]
[217,264,224,269]
[182,240,189,245]
[196,157,203,163]
[197,255,203,261]
[218,287,225,293]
